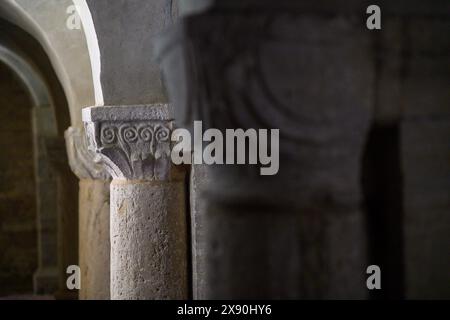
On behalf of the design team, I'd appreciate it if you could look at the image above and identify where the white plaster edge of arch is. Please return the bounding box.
[0,43,51,107]
[72,0,104,106]
[1,0,78,122]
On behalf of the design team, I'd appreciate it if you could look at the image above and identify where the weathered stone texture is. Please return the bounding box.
[110,180,187,300]
[65,126,111,300]
[190,164,209,300]
[78,179,110,300]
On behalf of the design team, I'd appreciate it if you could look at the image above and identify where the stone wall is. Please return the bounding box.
[0,62,37,295]
[369,15,450,299]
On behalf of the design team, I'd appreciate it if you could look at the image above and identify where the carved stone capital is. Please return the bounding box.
[65,127,111,180]
[82,105,174,181]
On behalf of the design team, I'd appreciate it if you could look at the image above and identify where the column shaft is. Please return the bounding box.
[110,180,187,299]
[79,179,110,299]
[65,126,111,300]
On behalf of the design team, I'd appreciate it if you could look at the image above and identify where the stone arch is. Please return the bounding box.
[72,0,103,106]
[0,0,96,126]
[0,39,59,295]
[0,1,108,299]
[0,16,80,297]
[0,44,51,107]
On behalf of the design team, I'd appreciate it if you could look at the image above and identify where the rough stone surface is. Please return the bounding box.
[190,164,210,300]
[110,180,187,300]
[65,126,111,299]
[79,179,110,300]
[83,105,171,122]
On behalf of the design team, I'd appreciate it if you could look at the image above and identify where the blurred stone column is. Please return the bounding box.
[45,137,79,300]
[370,14,450,299]
[83,105,188,300]
[65,127,111,300]
[157,1,374,299]
[396,19,450,299]
[31,106,59,295]
[189,164,210,299]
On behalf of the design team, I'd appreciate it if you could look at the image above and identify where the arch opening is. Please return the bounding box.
[0,18,78,299]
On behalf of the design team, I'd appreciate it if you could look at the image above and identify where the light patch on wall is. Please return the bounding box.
[72,0,104,106]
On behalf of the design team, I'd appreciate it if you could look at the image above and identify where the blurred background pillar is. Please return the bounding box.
[157,0,375,299]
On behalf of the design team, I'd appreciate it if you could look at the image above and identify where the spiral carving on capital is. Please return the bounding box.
[100,121,171,161]
[83,105,174,181]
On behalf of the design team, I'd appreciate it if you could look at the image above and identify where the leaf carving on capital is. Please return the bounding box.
[65,127,111,180]
[86,121,173,181]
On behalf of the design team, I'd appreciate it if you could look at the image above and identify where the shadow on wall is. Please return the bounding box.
[0,62,37,296]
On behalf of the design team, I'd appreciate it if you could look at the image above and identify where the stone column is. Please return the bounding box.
[31,106,59,294]
[65,127,111,300]
[395,19,450,299]
[189,164,210,299]
[83,105,188,300]
[157,1,374,299]
[45,137,79,300]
